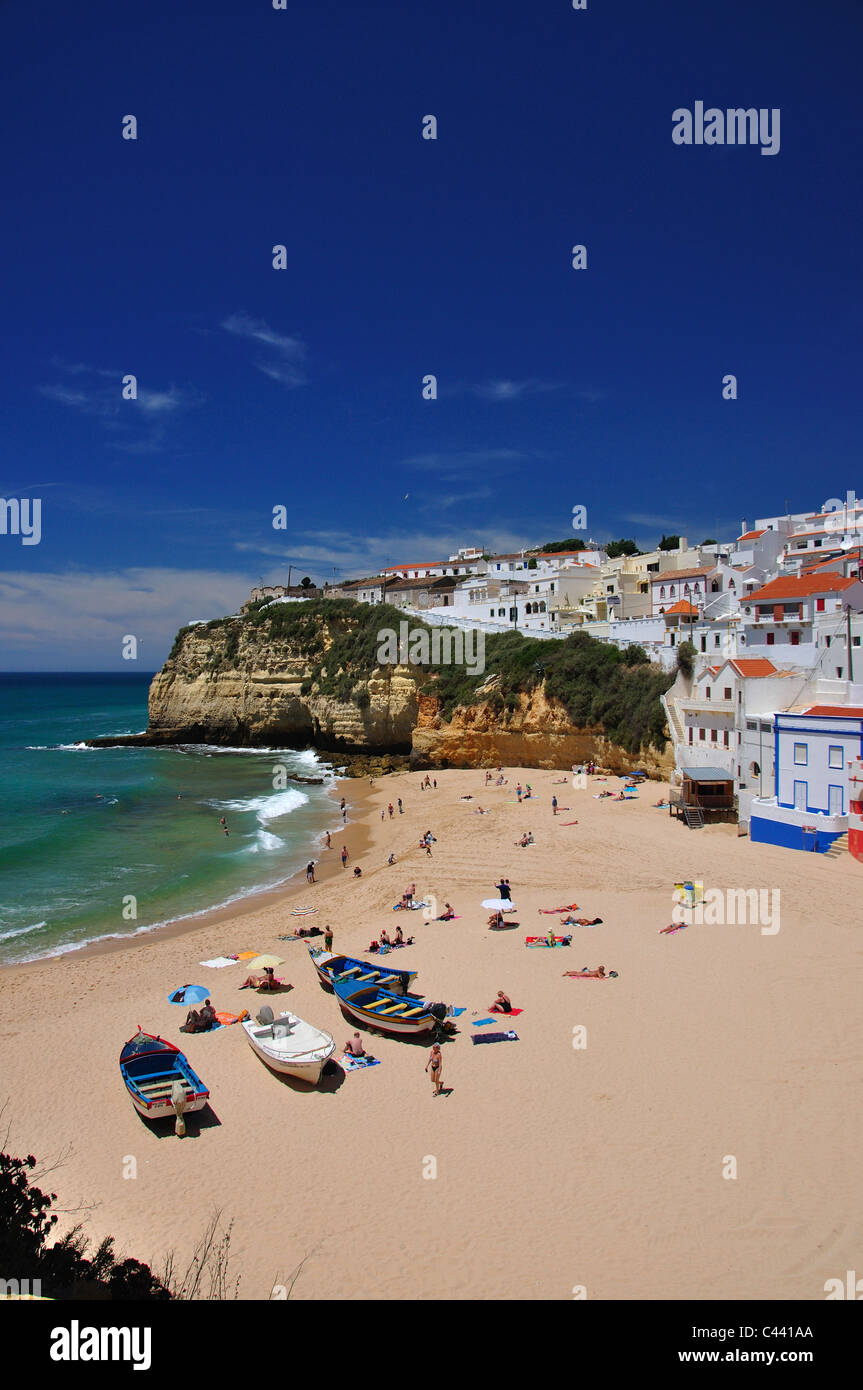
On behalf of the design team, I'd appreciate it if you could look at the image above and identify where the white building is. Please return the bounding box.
[750,705,863,852]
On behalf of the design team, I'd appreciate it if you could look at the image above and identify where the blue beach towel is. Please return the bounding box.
[472,1017,496,1027]
[472,1031,519,1045]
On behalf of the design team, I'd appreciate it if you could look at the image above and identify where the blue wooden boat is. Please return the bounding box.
[332,978,440,1036]
[120,1029,209,1123]
[309,947,417,995]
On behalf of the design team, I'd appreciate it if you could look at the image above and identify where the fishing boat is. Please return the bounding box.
[309,946,417,995]
[120,1029,209,1122]
[333,978,440,1036]
[242,1006,336,1084]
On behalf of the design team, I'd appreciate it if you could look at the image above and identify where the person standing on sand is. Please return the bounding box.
[426,1043,443,1096]
[552,795,558,816]
[398,798,403,814]
[388,803,394,818]
[324,924,333,951]
[324,831,331,849]
[341,845,348,868]
[306,860,316,883]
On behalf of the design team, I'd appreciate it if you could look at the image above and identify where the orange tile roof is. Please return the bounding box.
[652,566,716,582]
[663,599,698,615]
[738,529,766,542]
[747,574,857,601]
[801,706,863,718]
[727,658,778,677]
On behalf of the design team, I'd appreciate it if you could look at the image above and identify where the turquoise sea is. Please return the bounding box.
[0,674,340,966]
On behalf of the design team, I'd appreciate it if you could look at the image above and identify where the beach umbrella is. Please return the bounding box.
[246,954,284,971]
[167,984,209,1006]
[481,898,516,911]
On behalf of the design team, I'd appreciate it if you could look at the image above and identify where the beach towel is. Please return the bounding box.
[236,951,260,960]
[290,906,318,916]
[538,904,579,914]
[472,1017,496,1027]
[436,914,462,920]
[472,1031,519,1045]
[340,1053,381,1072]
[474,1008,523,1026]
[199,956,239,969]
[214,1010,249,1026]
[525,935,571,948]
[449,1006,466,1018]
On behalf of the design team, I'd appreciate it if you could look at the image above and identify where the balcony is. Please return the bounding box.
[677,696,734,713]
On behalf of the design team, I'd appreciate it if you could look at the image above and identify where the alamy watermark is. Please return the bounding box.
[823,489,863,540]
[672,883,780,935]
[377,622,485,677]
[1,497,41,545]
[672,103,780,156]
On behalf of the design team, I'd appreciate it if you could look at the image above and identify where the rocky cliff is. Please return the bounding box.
[122,602,673,775]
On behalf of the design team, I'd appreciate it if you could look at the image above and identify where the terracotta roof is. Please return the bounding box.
[652,565,716,583]
[663,599,698,615]
[800,706,863,718]
[727,658,778,677]
[747,574,857,601]
[737,529,766,542]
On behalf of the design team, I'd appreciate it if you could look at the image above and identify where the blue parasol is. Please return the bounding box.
[167,984,210,1005]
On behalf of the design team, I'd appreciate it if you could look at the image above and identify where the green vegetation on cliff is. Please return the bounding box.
[166,600,673,753]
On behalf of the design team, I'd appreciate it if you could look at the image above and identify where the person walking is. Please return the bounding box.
[388,803,394,819]
[398,798,403,814]
[425,1043,443,1096]
[552,795,558,816]
[341,845,348,868]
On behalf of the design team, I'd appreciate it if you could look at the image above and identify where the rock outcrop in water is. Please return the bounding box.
[99,600,674,775]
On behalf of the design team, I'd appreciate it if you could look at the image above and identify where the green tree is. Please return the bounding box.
[606,539,641,558]
[658,535,680,551]
[676,640,696,677]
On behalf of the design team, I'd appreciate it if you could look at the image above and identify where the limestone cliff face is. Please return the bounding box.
[143,615,672,774]
[412,688,675,777]
[146,623,421,750]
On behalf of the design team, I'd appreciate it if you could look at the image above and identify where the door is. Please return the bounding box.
[828,785,844,816]
[793,780,807,811]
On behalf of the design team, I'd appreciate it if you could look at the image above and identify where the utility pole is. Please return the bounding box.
[848,603,854,683]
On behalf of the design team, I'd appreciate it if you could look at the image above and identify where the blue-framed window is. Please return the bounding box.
[828,745,844,770]
[793,743,808,765]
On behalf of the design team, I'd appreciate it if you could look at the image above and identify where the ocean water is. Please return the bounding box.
[0,674,340,965]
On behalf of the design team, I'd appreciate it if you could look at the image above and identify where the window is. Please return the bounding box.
[766,632,775,645]
[688,727,693,744]
[659,586,665,598]
[714,635,720,646]
[701,637,707,652]
[828,745,844,770]
[793,743,808,765]
[490,609,494,618]
[723,730,729,747]
[699,728,706,741]
[825,636,832,648]
[816,598,825,612]
[790,631,800,646]
[746,720,757,731]
[705,687,711,700]
[854,636,861,647]
[724,687,732,700]
[711,729,718,742]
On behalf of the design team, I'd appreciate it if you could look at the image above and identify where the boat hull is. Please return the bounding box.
[309,947,417,995]
[119,1029,209,1121]
[333,980,437,1036]
[242,1013,336,1085]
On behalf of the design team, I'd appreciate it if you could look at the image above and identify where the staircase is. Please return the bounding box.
[822,832,848,860]
[683,806,704,830]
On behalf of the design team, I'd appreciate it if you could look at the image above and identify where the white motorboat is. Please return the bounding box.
[242,1006,335,1085]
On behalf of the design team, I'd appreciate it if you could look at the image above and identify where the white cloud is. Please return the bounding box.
[221,312,307,387]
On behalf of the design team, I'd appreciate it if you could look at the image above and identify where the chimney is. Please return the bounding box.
[741,518,747,535]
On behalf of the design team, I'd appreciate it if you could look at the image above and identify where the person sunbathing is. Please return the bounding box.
[489,990,512,1014]
[561,915,603,926]
[379,927,391,947]
[437,902,455,920]
[565,965,607,978]
[488,911,505,929]
[515,833,530,847]
[240,966,282,991]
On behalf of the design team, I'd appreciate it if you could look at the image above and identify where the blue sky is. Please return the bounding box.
[1,0,861,669]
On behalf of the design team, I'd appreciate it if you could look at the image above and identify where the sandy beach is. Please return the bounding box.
[1,766,860,1301]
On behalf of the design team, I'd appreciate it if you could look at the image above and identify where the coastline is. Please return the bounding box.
[0,772,378,977]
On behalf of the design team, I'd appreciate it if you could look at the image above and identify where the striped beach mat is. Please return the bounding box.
[290,905,318,916]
